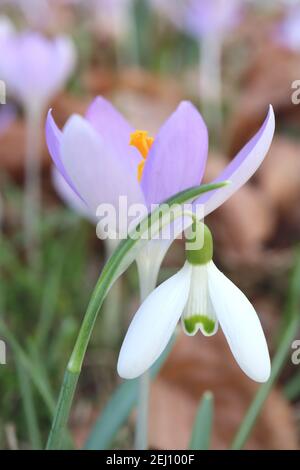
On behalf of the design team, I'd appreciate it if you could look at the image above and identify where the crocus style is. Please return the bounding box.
[118,224,271,383]
[0,20,76,112]
[47,97,274,294]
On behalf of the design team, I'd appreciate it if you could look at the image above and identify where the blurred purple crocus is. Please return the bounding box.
[0,16,76,260]
[150,0,244,133]
[276,4,300,52]
[0,20,76,112]
[150,0,242,39]
[46,96,275,297]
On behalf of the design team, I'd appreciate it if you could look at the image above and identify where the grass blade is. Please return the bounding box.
[189,392,213,450]
[16,359,42,449]
[231,249,300,449]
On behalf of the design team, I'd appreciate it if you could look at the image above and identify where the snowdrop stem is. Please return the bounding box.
[199,32,223,139]
[134,270,158,450]
[135,370,151,450]
[23,105,43,267]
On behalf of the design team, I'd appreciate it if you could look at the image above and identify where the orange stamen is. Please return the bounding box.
[130,130,154,181]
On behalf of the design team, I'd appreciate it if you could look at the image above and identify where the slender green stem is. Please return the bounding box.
[231,250,300,449]
[199,32,223,139]
[46,182,228,450]
[135,370,150,450]
[46,369,79,450]
[134,267,158,450]
[23,106,43,267]
[16,359,42,449]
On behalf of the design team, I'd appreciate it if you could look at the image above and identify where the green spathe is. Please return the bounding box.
[184,315,216,335]
[186,223,213,265]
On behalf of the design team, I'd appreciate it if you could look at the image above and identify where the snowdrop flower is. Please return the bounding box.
[47,97,274,296]
[118,223,271,383]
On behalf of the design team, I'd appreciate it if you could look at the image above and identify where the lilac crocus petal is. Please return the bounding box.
[46,110,82,200]
[197,105,275,217]
[0,32,76,110]
[276,5,300,52]
[52,167,96,223]
[141,101,208,207]
[185,0,242,39]
[60,115,146,231]
[85,96,141,173]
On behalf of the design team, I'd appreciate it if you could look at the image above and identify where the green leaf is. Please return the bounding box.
[189,392,213,450]
[284,371,300,401]
[231,248,300,450]
[84,336,175,450]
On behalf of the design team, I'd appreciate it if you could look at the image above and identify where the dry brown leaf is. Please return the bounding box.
[258,136,300,214]
[227,44,300,157]
[149,332,298,450]
[0,119,49,175]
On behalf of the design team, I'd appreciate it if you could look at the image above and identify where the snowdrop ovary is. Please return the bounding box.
[186,222,213,266]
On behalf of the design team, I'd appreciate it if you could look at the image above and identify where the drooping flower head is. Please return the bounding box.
[118,223,271,383]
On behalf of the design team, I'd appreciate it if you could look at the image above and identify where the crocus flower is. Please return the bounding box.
[47,96,275,300]
[0,20,76,113]
[0,0,76,30]
[275,4,300,52]
[117,224,271,383]
[0,16,76,261]
[150,0,243,39]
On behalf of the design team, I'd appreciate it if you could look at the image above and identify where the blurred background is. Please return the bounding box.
[0,0,300,450]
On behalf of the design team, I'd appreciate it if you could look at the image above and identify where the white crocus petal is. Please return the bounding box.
[207,262,271,383]
[182,263,218,336]
[117,261,192,379]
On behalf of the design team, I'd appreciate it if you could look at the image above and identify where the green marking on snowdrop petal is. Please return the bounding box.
[186,223,213,265]
[184,315,215,335]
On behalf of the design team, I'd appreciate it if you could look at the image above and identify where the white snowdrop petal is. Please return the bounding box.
[182,264,218,336]
[207,262,271,383]
[117,262,192,379]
